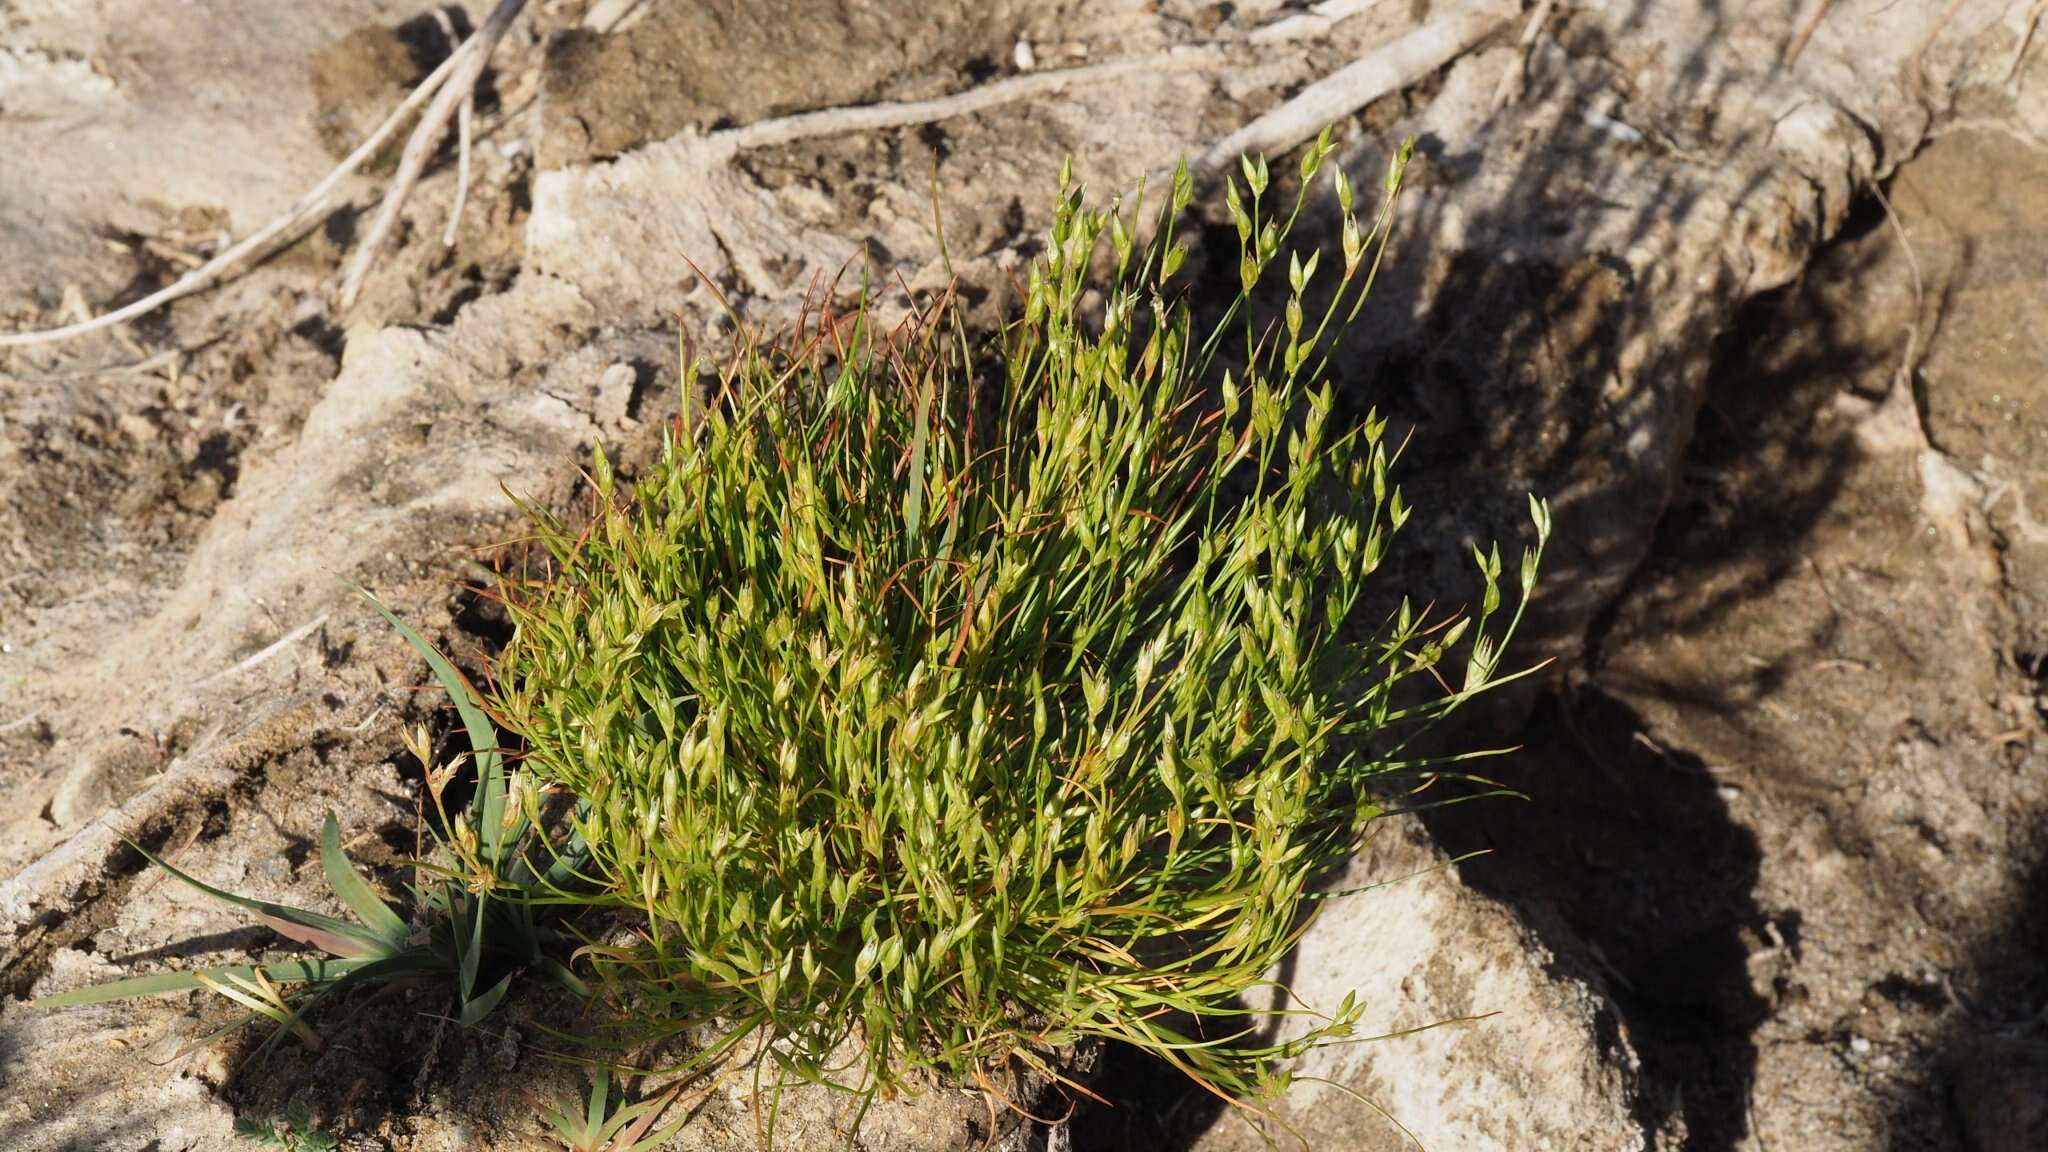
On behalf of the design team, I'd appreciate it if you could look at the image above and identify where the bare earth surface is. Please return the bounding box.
[1,1,2045,1149]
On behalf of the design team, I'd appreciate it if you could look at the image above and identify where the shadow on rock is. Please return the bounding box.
[1399,174,1930,1149]
[1424,683,1772,1150]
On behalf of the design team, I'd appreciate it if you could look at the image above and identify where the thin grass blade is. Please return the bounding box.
[347,582,509,860]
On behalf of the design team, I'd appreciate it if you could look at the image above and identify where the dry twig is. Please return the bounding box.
[5,0,1504,347]
[0,708,324,969]
[1491,0,1560,111]
[341,0,527,307]
[1200,0,1514,171]
[1783,0,1836,66]
[712,49,1221,155]
[1249,0,1391,45]
[1912,0,1969,79]
[0,0,526,348]
[2008,0,2048,83]
[434,6,479,249]
[445,90,477,248]
[1871,180,1928,415]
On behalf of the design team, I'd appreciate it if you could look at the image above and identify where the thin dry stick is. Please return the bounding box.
[444,90,476,247]
[194,613,331,688]
[1870,179,1932,451]
[1873,182,1925,369]
[1912,0,1969,79]
[1783,0,1836,66]
[1492,0,1560,110]
[0,42,477,349]
[5,0,1475,346]
[1200,0,1514,170]
[341,0,527,308]
[434,6,478,248]
[2008,0,2048,82]
[0,708,320,966]
[713,48,1222,154]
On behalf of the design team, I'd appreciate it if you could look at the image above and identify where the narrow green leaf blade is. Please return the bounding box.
[458,973,513,1027]
[30,956,381,1008]
[904,382,931,545]
[31,968,208,1006]
[127,839,393,958]
[612,1087,689,1152]
[347,582,507,858]
[319,812,410,947]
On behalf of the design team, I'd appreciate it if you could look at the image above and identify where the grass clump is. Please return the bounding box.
[495,130,1550,1116]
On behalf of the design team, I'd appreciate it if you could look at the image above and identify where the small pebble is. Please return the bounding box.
[1014,39,1036,71]
[1850,1035,1872,1056]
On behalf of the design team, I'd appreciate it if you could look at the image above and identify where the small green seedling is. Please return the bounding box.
[542,1070,690,1152]
[233,1102,338,1151]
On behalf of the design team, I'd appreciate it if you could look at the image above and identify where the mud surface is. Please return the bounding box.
[2,0,2045,1149]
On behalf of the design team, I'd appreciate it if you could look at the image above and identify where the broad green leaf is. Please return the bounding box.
[588,1069,610,1136]
[537,955,591,998]
[259,914,377,959]
[455,888,486,1002]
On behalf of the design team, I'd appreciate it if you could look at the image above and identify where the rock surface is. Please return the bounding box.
[1189,825,1641,1152]
[1418,121,2048,1152]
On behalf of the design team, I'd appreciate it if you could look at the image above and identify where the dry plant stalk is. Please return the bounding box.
[0,0,528,349]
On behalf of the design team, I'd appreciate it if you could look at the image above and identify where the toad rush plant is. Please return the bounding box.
[497,132,1551,1121]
